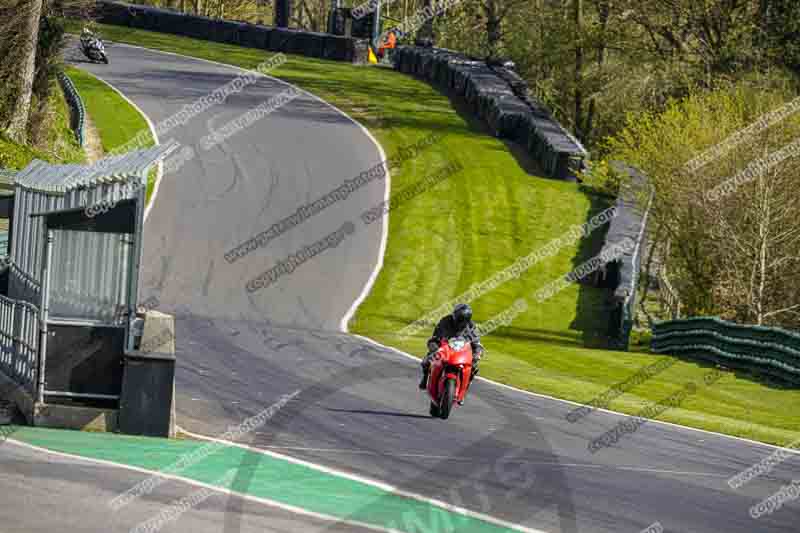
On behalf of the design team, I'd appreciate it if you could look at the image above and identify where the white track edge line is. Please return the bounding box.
[80,36,800,533]
[110,39,800,456]
[338,121,390,334]
[109,42,389,332]
[177,426,547,533]
[76,68,163,222]
[104,42,542,533]
[106,40,800,455]
[347,334,800,455]
[5,437,402,533]
[70,46,415,533]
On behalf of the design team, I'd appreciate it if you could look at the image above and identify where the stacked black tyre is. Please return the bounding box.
[392,46,588,180]
[96,0,369,64]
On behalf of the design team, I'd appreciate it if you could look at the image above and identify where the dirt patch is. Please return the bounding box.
[83,112,104,163]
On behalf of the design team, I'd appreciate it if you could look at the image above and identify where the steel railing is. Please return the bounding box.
[0,295,40,396]
[57,71,86,147]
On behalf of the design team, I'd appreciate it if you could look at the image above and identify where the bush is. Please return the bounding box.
[599,81,800,329]
[0,133,47,170]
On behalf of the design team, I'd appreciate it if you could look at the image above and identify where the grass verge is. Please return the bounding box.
[0,134,49,171]
[0,79,85,170]
[71,22,800,446]
[65,65,158,201]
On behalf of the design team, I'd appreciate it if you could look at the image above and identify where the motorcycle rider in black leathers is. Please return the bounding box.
[80,27,97,47]
[419,303,484,390]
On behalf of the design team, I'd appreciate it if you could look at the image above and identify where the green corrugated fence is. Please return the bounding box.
[651,317,800,383]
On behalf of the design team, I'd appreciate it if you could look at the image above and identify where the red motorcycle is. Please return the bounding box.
[426,336,474,419]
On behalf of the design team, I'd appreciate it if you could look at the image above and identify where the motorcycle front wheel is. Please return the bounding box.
[439,378,456,420]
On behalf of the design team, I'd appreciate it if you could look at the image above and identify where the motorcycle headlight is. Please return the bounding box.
[448,338,467,351]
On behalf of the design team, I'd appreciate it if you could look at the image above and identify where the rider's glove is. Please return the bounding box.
[427,340,438,353]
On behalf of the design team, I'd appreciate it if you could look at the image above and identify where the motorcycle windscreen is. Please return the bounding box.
[447,348,473,366]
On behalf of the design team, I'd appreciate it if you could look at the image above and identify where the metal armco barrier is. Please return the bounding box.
[0,295,40,396]
[57,72,86,147]
[651,317,800,383]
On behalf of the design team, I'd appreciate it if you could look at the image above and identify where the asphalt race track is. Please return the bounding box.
[4,40,798,533]
[0,439,363,533]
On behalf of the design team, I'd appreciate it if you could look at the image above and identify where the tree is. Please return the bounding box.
[708,130,800,325]
[758,0,800,72]
[1,0,90,146]
[596,84,800,328]
[478,0,529,60]
[3,0,44,143]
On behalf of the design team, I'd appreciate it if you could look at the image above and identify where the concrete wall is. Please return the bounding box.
[0,310,178,437]
[119,310,177,438]
[0,369,35,424]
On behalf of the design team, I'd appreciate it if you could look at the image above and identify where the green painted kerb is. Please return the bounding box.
[9,427,521,532]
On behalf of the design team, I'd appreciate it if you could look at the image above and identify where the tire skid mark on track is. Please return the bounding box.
[176,314,577,533]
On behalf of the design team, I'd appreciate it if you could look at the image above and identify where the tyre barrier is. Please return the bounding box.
[392,46,588,180]
[57,71,86,147]
[96,1,370,64]
[652,317,800,384]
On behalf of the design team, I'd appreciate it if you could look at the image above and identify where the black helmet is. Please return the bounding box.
[452,303,472,326]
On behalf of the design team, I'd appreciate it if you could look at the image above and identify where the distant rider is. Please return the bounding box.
[419,303,484,390]
[81,27,100,50]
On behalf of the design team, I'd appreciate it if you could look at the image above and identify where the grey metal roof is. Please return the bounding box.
[13,143,178,194]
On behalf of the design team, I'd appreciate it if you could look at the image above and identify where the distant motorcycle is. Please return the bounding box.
[80,33,108,64]
[425,336,474,419]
